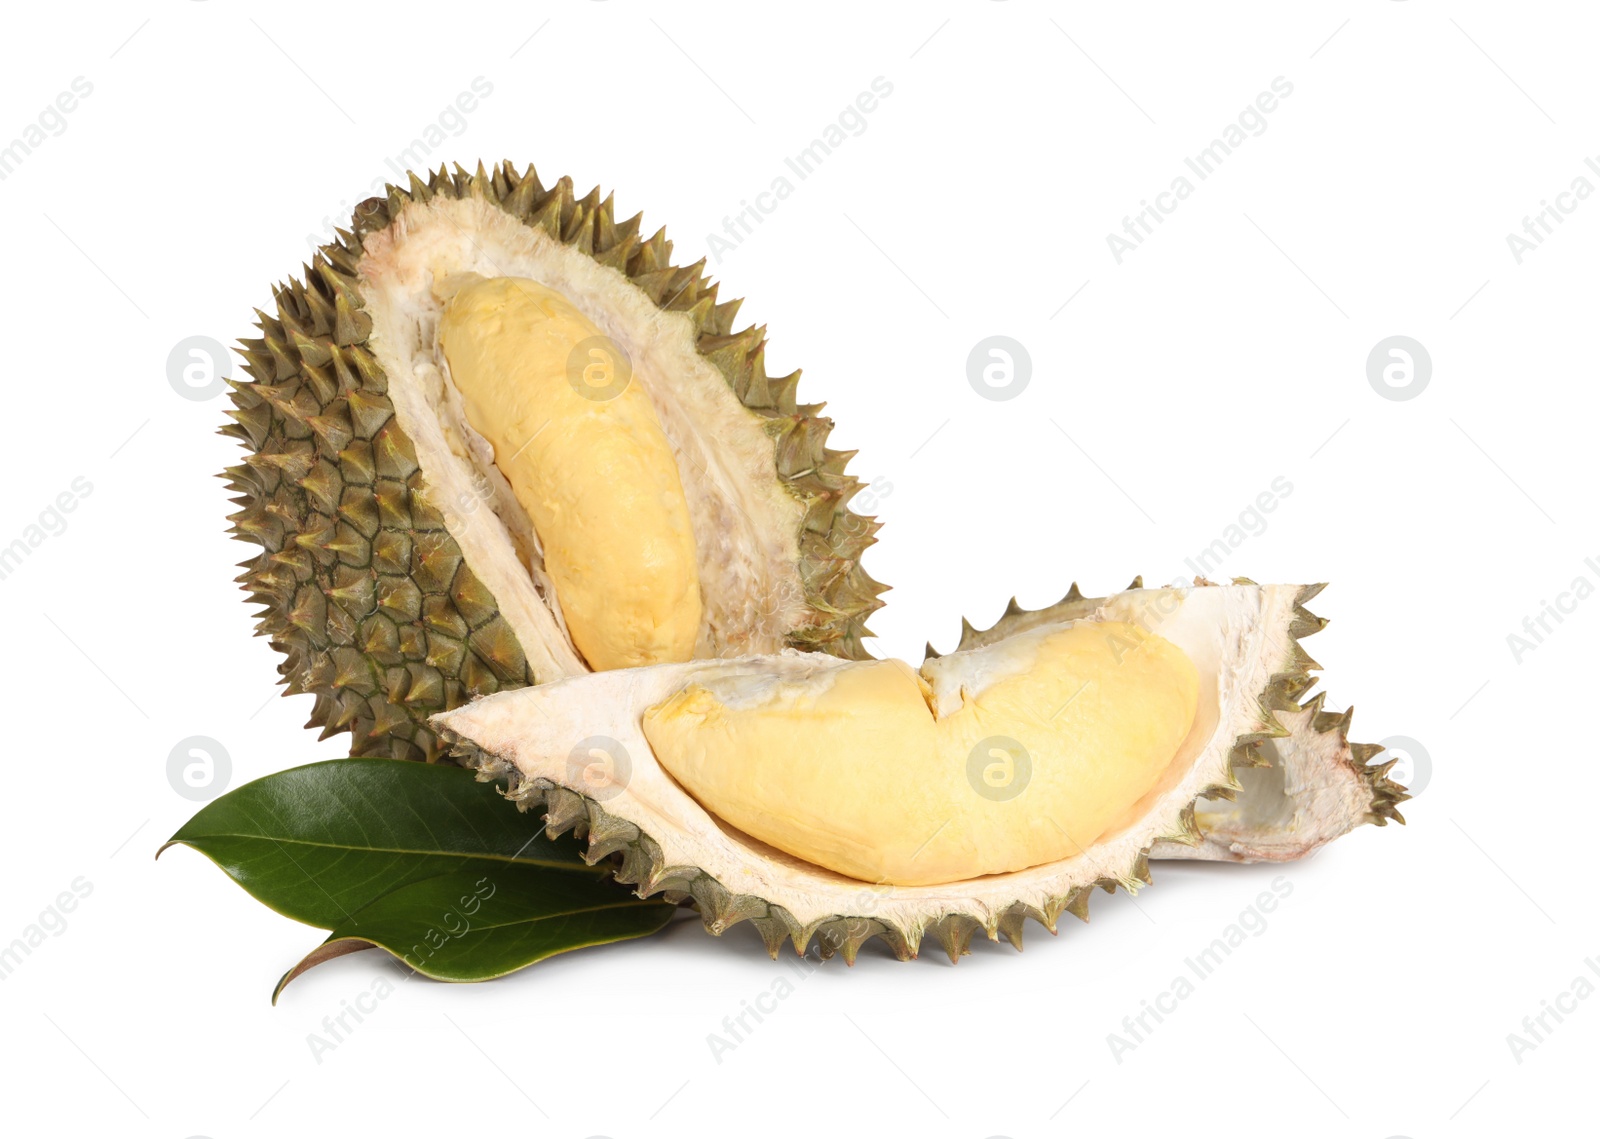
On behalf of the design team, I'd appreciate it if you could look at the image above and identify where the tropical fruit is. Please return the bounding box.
[222,162,886,762]
[206,160,1404,982]
[435,580,1356,961]
[930,578,1409,863]
[643,619,1200,885]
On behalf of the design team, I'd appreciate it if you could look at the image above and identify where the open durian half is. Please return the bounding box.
[931,578,1409,864]
[435,581,1372,962]
[224,162,885,762]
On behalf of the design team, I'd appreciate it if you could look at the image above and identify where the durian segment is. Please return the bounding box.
[438,274,702,669]
[222,162,886,763]
[641,622,1198,885]
[435,583,1320,959]
[930,577,1408,862]
[361,194,809,676]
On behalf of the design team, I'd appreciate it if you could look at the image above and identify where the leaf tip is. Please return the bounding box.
[274,938,379,1004]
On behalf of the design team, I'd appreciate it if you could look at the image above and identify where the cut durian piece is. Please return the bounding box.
[435,582,1328,961]
[929,577,1408,862]
[436,273,702,670]
[643,620,1199,885]
[223,162,885,762]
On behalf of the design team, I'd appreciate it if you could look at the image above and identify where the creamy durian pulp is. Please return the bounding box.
[439,275,702,670]
[643,621,1199,885]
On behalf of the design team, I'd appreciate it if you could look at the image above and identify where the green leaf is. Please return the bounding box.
[274,865,675,998]
[159,757,609,929]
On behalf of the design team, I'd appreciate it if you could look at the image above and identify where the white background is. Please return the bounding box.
[1,2,1594,1136]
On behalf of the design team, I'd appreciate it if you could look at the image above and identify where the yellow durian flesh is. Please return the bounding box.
[642,621,1199,886]
[438,275,703,671]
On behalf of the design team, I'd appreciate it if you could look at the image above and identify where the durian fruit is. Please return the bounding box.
[222,162,885,762]
[645,618,1200,886]
[435,581,1342,962]
[930,577,1409,862]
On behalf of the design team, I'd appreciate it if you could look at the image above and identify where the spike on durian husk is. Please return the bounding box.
[928,577,1409,862]
[225,161,887,761]
[434,582,1317,961]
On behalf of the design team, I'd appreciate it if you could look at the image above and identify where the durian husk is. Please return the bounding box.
[222,161,886,763]
[929,577,1409,862]
[435,582,1332,962]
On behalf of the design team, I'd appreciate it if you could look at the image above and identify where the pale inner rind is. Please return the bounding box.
[1154,704,1380,861]
[357,194,811,681]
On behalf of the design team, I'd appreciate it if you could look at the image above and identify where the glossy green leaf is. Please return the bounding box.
[159,757,607,928]
[274,865,675,998]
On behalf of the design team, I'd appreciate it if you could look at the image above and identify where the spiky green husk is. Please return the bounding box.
[223,161,886,762]
[436,583,1329,962]
[929,576,1408,860]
